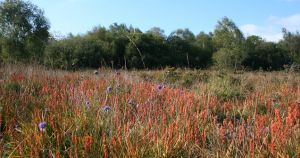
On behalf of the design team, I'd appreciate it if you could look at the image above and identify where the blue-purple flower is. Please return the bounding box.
[102,105,110,112]
[128,99,136,107]
[106,86,113,93]
[85,100,90,108]
[44,107,49,112]
[38,121,47,131]
[156,84,164,91]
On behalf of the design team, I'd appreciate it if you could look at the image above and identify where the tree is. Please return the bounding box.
[125,32,168,69]
[243,35,290,70]
[0,0,50,62]
[167,34,191,67]
[279,28,300,64]
[195,32,213,51]
[146,27,166,38]
[212,17,246,69]
[194,32,214,66]
[169,28,195,42]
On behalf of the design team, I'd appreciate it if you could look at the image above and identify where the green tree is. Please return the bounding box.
[169,28,195,42]
[125,31,168,68]
[194,32,214,66]
[146,27,166,38]
[0,0,50,62]
[279,28,300,64]
[167,34,191,67]
[212,17,246,69]
[243,35,290,70]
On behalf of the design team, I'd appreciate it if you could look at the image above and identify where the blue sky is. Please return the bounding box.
[30,0,300,41]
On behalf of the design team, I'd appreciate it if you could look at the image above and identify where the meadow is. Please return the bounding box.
[0,65,299,157]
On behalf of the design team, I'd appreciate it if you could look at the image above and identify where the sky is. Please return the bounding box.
[29,0,300,42]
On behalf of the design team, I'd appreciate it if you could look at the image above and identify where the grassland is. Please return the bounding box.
[0,65,299,157]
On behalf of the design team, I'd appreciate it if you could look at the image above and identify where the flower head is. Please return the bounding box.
[85,100,90,108]
[106,86,113,93]
[102,105,110,112]
[38,121,47,131]
[128,99,136,107]
[156,84,164,91]
[44,107,49,112]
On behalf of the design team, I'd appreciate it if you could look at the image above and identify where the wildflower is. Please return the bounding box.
[44,107,49,112]
[85,100,90,108]
[106,86,113,93]
[102,105,110,112]
[156,84,164,91]
[38,121,47,131]
[128,99,136,107]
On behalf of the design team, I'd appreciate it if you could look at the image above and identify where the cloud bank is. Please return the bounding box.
[241,14,300,42]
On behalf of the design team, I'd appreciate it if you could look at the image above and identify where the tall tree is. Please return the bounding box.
[169,28,195,42]
[244,35,290,70]
[126,33,168,69]
[0,0,50,62]
[279,28,300,64]
[212,17,246,69]
[146,27,166,38]
[194,32,214,66]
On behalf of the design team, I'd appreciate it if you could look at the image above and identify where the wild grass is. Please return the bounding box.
[0,64,299,157]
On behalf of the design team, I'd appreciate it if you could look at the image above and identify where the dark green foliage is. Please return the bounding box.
[126,32,169,69]
[279,29,300,65]
[243,35,290,70]
[45,36,110,69]
[0,0,50,62]
[45,24,213,70]
[1,0,300,70]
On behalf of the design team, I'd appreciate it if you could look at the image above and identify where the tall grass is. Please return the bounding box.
[0,65,299,157]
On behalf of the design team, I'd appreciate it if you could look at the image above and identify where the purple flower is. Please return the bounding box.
[128,99,136,107]
[85,100,90,108]
[44,107,49,112]
[38,121,47,131]
[106,86,113,93]
[156,84,164,91]
[102,105,110,112]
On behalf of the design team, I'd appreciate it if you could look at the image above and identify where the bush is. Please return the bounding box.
[208,72,244,101]
[44,37,111,70]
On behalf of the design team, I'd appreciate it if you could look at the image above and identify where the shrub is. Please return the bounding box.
[208,72,244,101]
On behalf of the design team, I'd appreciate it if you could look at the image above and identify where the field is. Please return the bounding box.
[0,65,300,157]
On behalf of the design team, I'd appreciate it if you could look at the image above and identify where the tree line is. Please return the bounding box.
[1,0,300,70]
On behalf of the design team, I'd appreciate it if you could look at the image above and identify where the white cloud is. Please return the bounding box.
[240,14,300,42]
[240,24,283,42]
[269,14,300,31]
